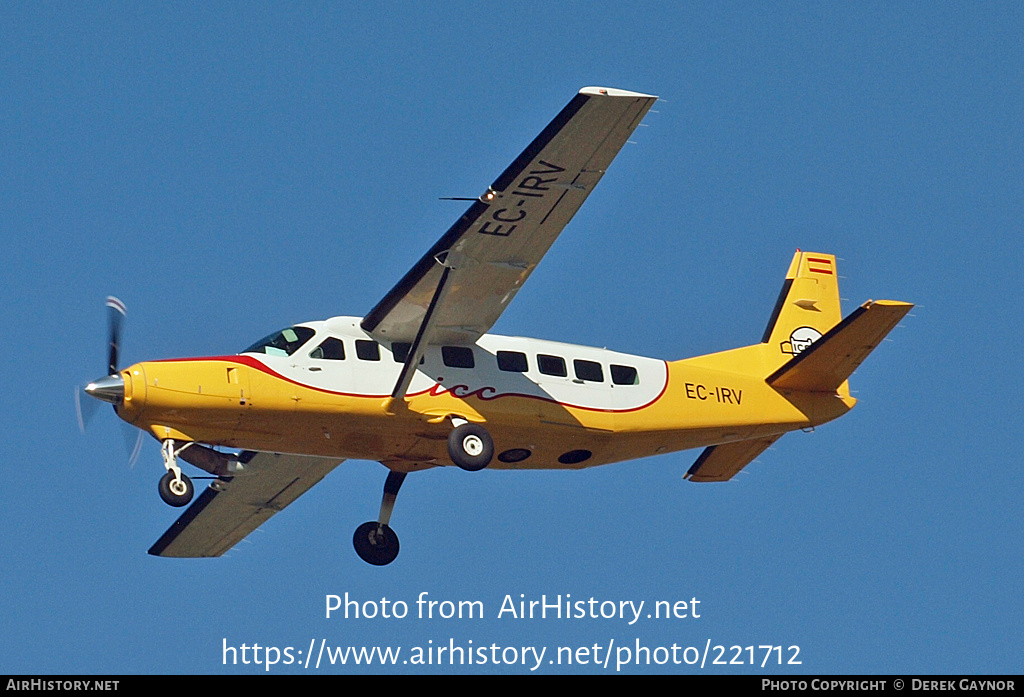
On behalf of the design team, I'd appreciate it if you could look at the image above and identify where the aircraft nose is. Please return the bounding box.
[84,374,124,404]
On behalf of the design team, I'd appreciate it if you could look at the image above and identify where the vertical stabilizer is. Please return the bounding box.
[761,251,842,359]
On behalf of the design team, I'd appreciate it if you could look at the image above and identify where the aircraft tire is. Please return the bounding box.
[158,471,194,507]
[353,522,400,566]
[447,423,494,471]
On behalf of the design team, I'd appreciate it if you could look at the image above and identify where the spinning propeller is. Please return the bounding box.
[77,296,143,467]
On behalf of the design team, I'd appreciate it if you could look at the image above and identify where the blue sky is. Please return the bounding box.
[2,2,1021,674]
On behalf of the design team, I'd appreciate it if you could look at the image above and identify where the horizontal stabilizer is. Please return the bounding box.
[767,300,913,393]
[684,435,781,482]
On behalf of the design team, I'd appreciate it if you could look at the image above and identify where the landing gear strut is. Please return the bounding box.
[158,439,194,507]
[353,471,406,566]
[352,419,493,565]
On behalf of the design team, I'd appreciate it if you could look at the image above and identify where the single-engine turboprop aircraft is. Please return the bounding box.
[81,87,912,565]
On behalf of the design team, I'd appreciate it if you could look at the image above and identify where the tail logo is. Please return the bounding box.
[781,327,822,355]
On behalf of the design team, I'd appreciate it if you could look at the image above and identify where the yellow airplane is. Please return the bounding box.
[81,87,912,565]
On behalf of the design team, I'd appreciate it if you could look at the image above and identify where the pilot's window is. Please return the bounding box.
[574,359,604,382]
[537,354,567,377]
[442,346,474,369]
[310,337,345,360]
[497,350,528,372]
[611,364,639,385]
[355,340,380,361]
[242,326,315,357]
[391,342,423,365]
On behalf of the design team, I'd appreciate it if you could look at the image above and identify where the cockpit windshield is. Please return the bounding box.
[242,326,316,357]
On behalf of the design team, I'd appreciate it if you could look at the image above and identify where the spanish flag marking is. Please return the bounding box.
[806,257,833,275]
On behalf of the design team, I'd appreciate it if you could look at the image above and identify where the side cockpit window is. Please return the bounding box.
[310,337,346,360]
[242,326,315,357]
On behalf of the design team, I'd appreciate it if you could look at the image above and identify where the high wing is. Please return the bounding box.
[361,87,658,348]
[149,452,344,558]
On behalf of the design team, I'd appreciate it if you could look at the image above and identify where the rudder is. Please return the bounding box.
[761,251,842,360]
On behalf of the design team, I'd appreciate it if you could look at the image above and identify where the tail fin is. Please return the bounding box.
[679,251,911,393]
[761,251,842,357]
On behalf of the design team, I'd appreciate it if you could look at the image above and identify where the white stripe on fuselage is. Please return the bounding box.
[242,316,667,411]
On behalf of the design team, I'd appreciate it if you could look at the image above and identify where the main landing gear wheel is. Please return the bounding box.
[158,471,194,507]
[353,522,400,566]
[447,423,494,471]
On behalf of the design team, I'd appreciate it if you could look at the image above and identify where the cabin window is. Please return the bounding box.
[391,342,423,364]
[355,340,380,361]
[537,354,567,377]
[242,326,315,357]
[611,364,639,385]
[573,359,604,382]
[392,342,410,363]
[442,346,475,369]
[310,337,346,360]
[497,350,528,372]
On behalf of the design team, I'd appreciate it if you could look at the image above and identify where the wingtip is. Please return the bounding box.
[865,299,915,311]
[579,86,658,99]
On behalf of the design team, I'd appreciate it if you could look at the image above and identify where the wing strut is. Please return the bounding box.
[390,257,455,401]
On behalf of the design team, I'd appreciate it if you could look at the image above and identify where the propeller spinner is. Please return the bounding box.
[84,297,127,404]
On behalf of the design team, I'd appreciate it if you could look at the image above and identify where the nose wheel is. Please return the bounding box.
[158,470,194,507]
[158,438,195,507]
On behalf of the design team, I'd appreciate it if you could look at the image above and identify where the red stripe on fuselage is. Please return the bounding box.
[147,355,670,414]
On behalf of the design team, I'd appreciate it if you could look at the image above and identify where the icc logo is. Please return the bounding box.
[781,327,822,355]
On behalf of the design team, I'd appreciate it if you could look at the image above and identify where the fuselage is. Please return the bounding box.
[115,316,853,472]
